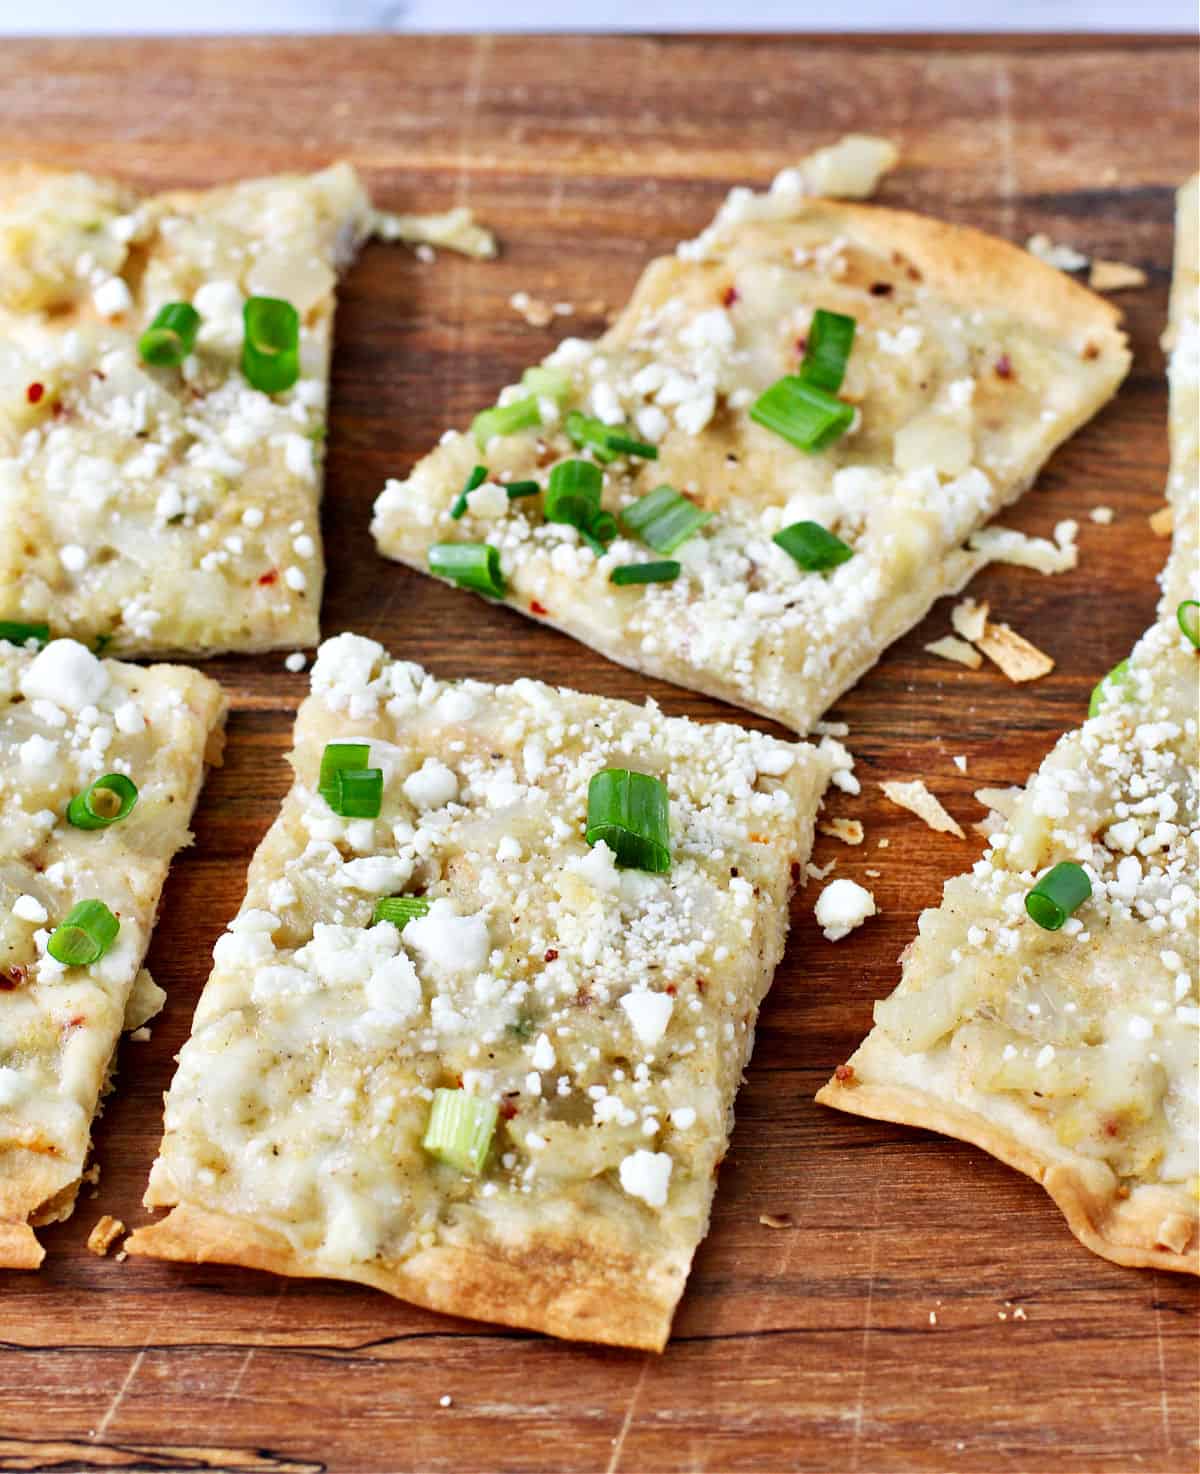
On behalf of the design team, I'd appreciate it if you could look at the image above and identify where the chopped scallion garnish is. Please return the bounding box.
[545,459,614,555]
[47,900,120,967]
[505,480,540,499]
[610,560,681,586]
[522,365,573,404]
[318,743,370,807]
[0,621,49,648]
[1025,862,1092,932]
[67,773,138,830]
[429,542,507,599]
[773,520,854,571]
[799,308,856,393]
[750,375,854,452]
[423,1088,498,1174]
[334,767,383,819]
[565,410,657,463]
[1177,600,1199,649]
[472,396,541,449]
[372,895,431,930]
[450,464,488,520]
[619,485,712,554]
[1088,658,1131,719]
[242,296,300,394]
[138,302,201,367]
[585,768,670,873]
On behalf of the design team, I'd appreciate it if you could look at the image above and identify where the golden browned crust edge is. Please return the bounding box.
[816,1076,1199,1276]
[0,1221,45,1270]
[126,1203,683,1351]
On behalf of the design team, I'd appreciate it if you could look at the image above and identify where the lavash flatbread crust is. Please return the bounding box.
[0,162,372,657]
[818,178,1200,1279]
[0,641,225,1268]
[374,167,1129,734]
[128,634,830,1348]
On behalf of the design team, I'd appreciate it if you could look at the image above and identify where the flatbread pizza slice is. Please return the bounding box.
[0,163,372,657]
[373,148,1129,734]
[817,178,1200,1277]
[0,637,225,1268]
[128,633,831,1349]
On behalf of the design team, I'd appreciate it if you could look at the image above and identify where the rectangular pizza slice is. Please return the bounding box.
[373,145,1130,734]
[0,636,225,1268]
[0,162,372,656]
[816,178,1199,1277]
[127,633,831,1348]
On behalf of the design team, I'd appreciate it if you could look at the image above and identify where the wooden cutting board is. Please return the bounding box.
[1,33,1197,1474]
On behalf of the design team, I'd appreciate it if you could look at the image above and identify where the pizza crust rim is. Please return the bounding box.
[816,1074,1199,1276]
[126,1201,688,1352]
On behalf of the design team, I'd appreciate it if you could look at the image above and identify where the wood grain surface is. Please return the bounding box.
[1,33,1198,1474]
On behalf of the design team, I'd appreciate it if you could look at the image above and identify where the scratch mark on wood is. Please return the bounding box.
[93,1349,146,1441]
[1151,1270,1172,1455]
[605,1354,651,1474]
[994,60,1017,241]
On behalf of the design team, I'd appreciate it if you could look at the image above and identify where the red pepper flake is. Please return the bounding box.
[257,569,279,586]
[530,600,548,616]
[665,983,677,996]
[1103,1118,1121,1138]
[0,966,27,991]
[721,284,739,308]
[499,1099,519,1121]
[26,382,44,405]
[695,978,706,995]
[995,354,1014,380]
[65,1015,87,1030]
[543,948,558,963]
[834,1064,856,1085]
[795,335,808,355]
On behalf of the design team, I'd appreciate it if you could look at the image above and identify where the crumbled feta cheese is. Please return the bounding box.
[618,1149,673,1208]
[620,990,674,1048]
[815,877,877,941]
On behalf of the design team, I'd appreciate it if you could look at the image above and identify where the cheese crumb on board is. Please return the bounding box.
[815,877,877,941]
[975,621,1055,683]
[1026,233,1089,272]
[1149,505,1174,537]
[818,817,864,845]
[926,635,983,670]
[1090,506,1115,525]
[1088,260,1147,292]
[951,598,989,643]
[881,779,966,839]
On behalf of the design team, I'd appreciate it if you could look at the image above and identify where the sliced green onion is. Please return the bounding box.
[799,308,856,393]
[1177,600,1199,649]
[773,521,854,572]
[472,396,540,449]
[318,742,370,807]
[372,895,431,930]
[138,302,201,367]
[0,621,49,648]
[1088,658,1131,719]
[619,485,712,554]
[565,410,657,463]
[242,296,300,394]
[450,464,488,520]
[750,375,854,452]
[522,365,573,404]
[429,542,506,599]
[46,900,120,967]
[611,560,681,586]
[334,767,383,819]
[585,768,670,873]
[545,458,603,530]
[1025,862,1092,932]
[423,1088,498,1174]
[66,773,138,830]
[505,480,540,499]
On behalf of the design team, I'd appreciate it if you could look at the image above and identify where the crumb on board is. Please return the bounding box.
[951,597,989,643]
[439,1395,453,1408]
[759,1212,794,1230]
[929,1310,938,1326]
[285,651,307,673]
[129,1026,151,1042]
[1089,506,1114,525]
[953,754,968,773]
[1088,259,1148,291]
[1025,232,1089,271]
[815,877,877,941]
[877,837,890,849]
[86,1215,125,1257]
[975,620,1055,683]
[814,720,850,738]
[968,520,1077,575]
[864,867,881,878]
[880,779,966,839]
[806,858,838,881]
[1149,505,1174,536]
[818,816,864,845]
[926,634,983,670]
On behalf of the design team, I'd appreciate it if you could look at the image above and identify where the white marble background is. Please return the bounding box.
[5,2,1194,34]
